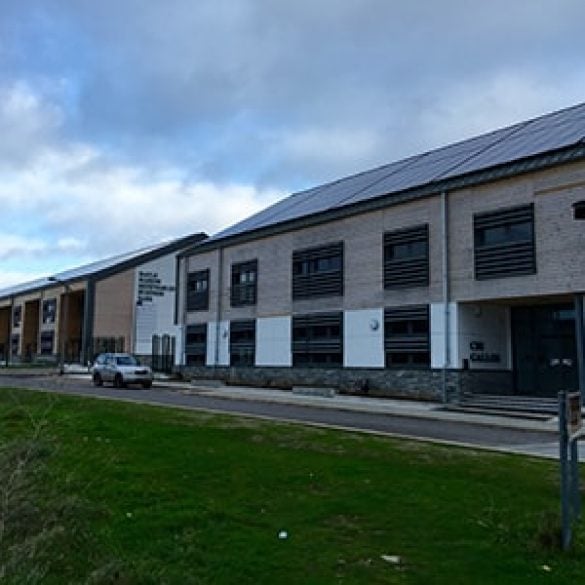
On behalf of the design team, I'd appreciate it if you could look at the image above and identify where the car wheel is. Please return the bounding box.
[93,373,103,387]
[142,381,152,389]
[113,373,124,388]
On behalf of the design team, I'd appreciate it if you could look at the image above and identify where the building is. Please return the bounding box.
[177,102,585,402]
[0,233,206,368]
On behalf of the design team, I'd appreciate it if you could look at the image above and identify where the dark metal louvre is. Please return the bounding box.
[185,324,207,365]
[187,269,210,311]
[292,243,343,299]
[474,204,535,280]
[383,224,429,289]
[230,260,257,307]
[229,319,256,366]
[384,306,430,354]
[292,312,343,364]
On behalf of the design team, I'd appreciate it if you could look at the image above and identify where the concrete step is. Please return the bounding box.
[459,393,559,414]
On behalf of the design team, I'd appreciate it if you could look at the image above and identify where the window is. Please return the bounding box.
[42,299,56,324]
[187,269,210,311]
[230,320,256,366]
[474,204,535,280]
[40,331,54,355]
[384,224,429,289]
[384,305,430,367]
[185,324,207,366]
[231,260,258,307]
[292,242,343,299]
[10,334,19,356]
[12,306,22,328]
[292,312,343,367]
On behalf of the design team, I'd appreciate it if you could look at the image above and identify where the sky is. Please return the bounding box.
[1,0,585,289]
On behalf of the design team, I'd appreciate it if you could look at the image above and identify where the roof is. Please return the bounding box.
[188,101,585,254]
[0,232,207,301]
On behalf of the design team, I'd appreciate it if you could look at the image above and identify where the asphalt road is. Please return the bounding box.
[0,374,565,457]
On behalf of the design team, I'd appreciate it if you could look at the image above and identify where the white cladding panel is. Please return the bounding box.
[344,309,384,368]
[134,252,182,361]
[430,303,459,369]
[256,316,292,366]
[458,304,511,370]
[206,320,230,366]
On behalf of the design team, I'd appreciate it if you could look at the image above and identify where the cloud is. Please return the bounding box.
[2,0,585,286]
[0,81,63,169]
[0,119,284,263]
[0,234,47,260]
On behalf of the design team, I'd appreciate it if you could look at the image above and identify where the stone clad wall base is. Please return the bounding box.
[181,365,515,401]
[180,366,515,402]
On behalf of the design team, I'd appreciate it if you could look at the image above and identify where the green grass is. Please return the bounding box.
[0,387,583,584]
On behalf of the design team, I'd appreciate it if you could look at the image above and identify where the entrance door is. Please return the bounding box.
[512,304,578,397]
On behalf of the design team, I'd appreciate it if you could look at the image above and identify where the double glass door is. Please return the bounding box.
[512,304,578,397]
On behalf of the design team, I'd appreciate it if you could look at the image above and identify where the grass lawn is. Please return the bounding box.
[0,387,583,584]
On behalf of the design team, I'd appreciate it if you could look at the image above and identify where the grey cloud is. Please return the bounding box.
[2,0,585,188]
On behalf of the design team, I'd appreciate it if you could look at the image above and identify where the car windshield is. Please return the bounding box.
[115,355,138,366]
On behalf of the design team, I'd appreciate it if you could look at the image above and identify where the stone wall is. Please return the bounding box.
[181,364,515,402]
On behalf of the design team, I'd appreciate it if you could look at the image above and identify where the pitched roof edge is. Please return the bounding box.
[0,232,208,302]
[180,144,585,258]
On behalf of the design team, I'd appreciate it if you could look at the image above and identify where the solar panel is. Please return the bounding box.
[0,236,200,300]
[208,102,585,244]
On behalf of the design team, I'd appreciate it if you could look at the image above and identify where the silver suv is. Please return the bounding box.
[91,353,153,388]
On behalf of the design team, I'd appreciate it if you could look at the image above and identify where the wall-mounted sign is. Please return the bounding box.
[137,271,176,304]
[469,341,484,351]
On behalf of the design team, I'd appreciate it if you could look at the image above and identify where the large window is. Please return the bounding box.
[42,299,56,324]
[40,331,55,355]
[292,242,343,299]
[185,324,207,366]
[292,312,343,367]
[231,260,258,307]
[12,306,22,328]
[384,305,430,367]
[10,334,19,356]
[384,224,429,289]
[474,204,535,280]
[187,269,210,311]
[230,320,256,366]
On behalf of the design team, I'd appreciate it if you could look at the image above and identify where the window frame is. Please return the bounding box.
[292,311,343,367]
[383,224,429,289]
[384,305,430,368]
[185,324,207,366]
[229,319,256,367]
[473,204,536,280]
[186,269,210,311]
[292,242,344,300]
[230,259,258,307]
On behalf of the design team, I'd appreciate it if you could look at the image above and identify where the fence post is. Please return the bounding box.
[559,391,571,551]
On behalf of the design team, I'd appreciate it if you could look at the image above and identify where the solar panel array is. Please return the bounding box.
[212,102,585,243]
[0,238,187,300]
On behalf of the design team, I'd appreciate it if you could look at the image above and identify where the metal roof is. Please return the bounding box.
[0,232,207,301]
[202,101,585,249]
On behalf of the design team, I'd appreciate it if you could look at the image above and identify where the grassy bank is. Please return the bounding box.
[0,387,582,584]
